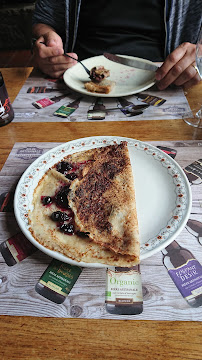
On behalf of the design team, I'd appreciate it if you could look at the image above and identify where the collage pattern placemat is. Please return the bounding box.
[0,140,201,320]
[12,69,191,122]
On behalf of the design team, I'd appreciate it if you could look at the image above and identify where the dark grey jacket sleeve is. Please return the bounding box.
[166,0,202,55]
[32,0,66,37]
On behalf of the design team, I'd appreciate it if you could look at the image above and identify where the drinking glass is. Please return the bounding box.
[183,28,202,128]
[196,27,202,78]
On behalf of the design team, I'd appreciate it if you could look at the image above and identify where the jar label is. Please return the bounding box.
[32,97,55,109]
[184,159,202,182]
[168,259,202,300]
[39,259,82,297]
[0,83,12,119]
[6,233,37,262]
[87,110,106,120]
[54,106,76,117]
[105,268,143,305]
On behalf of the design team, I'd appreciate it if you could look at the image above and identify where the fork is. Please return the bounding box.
[64,54,91,76]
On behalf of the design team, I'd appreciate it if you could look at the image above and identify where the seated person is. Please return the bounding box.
[32,0,202,90]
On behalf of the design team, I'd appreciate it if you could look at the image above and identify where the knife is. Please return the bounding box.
[103,53,158,72]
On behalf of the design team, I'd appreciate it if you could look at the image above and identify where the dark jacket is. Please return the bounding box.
[33,0,202,57]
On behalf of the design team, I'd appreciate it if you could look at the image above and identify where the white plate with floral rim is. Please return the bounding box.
[14,136,192,268]
[63,55,156,97]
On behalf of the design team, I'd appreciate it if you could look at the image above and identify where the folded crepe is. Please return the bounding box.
[28,142,140,266]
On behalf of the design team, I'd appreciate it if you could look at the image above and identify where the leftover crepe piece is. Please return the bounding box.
[84,79,115,94]
[89,66,110,82]
[85,65,115,93]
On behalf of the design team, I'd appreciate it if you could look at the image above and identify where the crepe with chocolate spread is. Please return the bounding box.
[28,142,140,266]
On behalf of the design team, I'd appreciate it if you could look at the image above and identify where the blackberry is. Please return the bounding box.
[60,223,74,235]
[65,172,77,181]
[51,211,72,222]
[56,161,73,174]
[77,231,90,238]
[42,196,52,205]
[54,186,70,209]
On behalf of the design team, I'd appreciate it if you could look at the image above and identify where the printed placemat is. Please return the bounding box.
[0,140,201,320]
[12,68,191,122]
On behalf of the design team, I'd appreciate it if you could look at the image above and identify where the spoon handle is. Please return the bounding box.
[92,104,150,112]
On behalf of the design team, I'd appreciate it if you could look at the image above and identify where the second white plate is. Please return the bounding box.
[63,55,156,97]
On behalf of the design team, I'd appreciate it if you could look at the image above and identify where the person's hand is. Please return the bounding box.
[155,42,201,90]
[33,30,78,78]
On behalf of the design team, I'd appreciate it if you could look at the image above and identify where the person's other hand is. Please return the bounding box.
[33,30,78,78]
[155,42,201,90]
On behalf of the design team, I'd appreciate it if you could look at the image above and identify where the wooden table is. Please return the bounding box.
[0,67,202,360]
